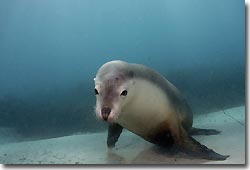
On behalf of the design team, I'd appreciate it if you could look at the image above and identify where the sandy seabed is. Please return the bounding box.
[0,106,245,164]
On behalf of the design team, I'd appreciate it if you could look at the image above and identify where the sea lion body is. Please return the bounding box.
[117,78,174,138]
[94,60,229,160]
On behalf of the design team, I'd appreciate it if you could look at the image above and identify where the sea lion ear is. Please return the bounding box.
[128,71,134,78]
[132,79,136,85]
[127,71,135,85]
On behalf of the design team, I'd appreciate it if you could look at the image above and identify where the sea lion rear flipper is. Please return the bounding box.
[189,127,221,136]
[107,123,123,148]
[176,135,229,160]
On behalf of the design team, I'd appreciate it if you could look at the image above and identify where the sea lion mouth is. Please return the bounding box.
[101,107,111,121]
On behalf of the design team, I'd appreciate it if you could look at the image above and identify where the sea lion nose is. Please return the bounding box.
[101,107,111,121]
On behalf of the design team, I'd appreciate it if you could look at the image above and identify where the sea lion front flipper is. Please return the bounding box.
[172,126,229,160]
[176,135,229,160]
[107,123,123,148]
[189,127,221,136]
[168,117,229,160]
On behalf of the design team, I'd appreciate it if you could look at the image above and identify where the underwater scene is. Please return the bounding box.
[0,0,245,165]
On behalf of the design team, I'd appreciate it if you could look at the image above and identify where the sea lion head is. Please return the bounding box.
[94,60,135,123]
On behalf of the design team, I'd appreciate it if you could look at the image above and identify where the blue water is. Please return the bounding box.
[0,0,245,138]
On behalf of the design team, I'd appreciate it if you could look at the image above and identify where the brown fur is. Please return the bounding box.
[95,60,229,160]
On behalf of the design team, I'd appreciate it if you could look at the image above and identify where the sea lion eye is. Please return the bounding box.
[120,90,127,96]
[95,88,99,95]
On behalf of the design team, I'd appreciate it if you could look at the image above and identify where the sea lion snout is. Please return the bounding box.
[101,107,111,121]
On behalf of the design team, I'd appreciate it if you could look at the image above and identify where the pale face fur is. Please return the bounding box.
[94,62,135,123]
[94,61,176,137]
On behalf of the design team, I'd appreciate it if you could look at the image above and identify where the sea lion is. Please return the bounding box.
[94,60,229,160]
